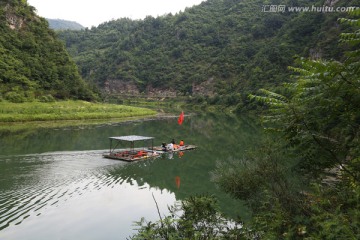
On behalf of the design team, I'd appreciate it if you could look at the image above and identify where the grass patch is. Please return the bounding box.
[0,100,157,122]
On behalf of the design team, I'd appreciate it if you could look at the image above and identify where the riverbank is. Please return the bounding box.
[0,100,157,122]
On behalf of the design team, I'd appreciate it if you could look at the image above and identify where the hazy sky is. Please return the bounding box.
[27,0,205,28]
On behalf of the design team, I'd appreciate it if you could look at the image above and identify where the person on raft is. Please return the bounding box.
[167,142,174,151]
[162,142,167,151]
[171,139,180,150]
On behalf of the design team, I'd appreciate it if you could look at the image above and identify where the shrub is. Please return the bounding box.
[4,91,26,103]
[130,195,245,240]
[39,94,56,102]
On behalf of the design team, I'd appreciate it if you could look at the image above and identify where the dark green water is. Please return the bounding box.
[0,113,261,239]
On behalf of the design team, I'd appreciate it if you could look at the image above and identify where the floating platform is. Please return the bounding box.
[103,135,196,162]
[103,150,159,162]
[103,135,159,162]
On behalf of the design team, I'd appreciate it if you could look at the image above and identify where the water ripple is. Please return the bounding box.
[0,150,128,231]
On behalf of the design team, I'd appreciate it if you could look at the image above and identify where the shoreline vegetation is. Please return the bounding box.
[0,100,157,123]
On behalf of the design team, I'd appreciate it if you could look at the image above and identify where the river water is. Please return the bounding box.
[0,113,261,239]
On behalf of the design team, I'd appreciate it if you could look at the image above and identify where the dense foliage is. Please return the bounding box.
[130,195,245,240]
[58,0,357,109]
[216,10,360,239]
[0,0,97,102]
[131,10,360,239]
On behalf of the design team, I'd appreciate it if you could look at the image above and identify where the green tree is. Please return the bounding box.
[214,10,360,239]
[130,195,245,240]
[0,0,98,101]
[58,0,351,105]
[131,10,360,240]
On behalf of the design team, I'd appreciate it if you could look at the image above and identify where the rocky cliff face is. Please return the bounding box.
[4,3,25,30]
[104,80,140,95]
[324,0,340,6]
[103,78,215,98]
[103,80,178,97]
[192,78,215,96]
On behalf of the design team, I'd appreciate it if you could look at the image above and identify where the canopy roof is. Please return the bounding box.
[109,135,154,142]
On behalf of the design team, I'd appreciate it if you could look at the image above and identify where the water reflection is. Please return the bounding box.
[0,113,261,238]
[0,151,177,239]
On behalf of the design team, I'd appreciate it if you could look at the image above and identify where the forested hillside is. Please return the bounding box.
[0,0,97,102]
[130,9,360,239]
[58,0,358,109]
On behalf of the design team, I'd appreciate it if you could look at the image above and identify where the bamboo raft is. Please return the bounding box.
[103,135,196,162]
[103,135,159,162]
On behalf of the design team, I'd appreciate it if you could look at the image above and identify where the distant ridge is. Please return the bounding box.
[47,18,84,30]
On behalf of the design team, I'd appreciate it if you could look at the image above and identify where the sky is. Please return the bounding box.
[27,0,205,28]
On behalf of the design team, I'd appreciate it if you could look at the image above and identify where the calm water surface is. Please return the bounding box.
[0,113,261,239]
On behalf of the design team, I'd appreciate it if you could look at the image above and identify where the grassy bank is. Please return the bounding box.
[0,100,157,122]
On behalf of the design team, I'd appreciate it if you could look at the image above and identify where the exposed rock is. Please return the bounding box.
[104,77,217,98]
[104,79,177,97]
[4,4,24,30]
[104,80,140,95]
[145,85,177,97]
[192,78,215,96]
[309,48,322,60]
[324,0,340,7]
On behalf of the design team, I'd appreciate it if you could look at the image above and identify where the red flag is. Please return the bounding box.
[177,111,184,125]
[175,176,181,189]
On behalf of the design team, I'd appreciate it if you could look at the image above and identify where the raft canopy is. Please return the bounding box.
[104,135,157,161]
[109,135,154,141]
[107,135,155,155]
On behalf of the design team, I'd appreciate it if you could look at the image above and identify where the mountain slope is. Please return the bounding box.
[0,0,97,102]
[57,0,358,107]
